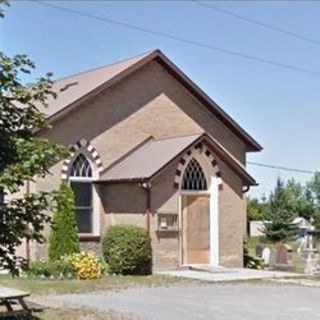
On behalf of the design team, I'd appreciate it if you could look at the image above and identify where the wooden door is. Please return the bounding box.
[182,195,210,264]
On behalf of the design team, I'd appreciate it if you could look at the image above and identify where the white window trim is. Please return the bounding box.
[68,152,100,237]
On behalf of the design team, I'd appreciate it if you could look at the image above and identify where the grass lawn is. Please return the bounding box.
[0,274,187,296]
[35,306,139,320]
[0,306,139,320]
[0,274,186,319]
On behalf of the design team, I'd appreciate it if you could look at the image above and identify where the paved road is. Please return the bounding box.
[45,283,320,320]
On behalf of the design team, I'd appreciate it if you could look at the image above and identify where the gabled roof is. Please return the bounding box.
[40,50,262,152]
[97,132,257,186]
[37,50,154,117]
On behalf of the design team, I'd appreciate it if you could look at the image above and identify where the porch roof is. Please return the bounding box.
[98,133,203,183]
[97,132,257,186]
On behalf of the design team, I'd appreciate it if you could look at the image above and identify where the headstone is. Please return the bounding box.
[275,244,293,270]
[276,244,289,265]
[269,250,277,267]
[255,244,264,258]
[261,247,271,265]
[284,244,293,263]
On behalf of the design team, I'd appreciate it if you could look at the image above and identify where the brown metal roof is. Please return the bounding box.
[98,133,203,182]
[97,132,257,186]
[36,50,155,118]
[39,49,262,152]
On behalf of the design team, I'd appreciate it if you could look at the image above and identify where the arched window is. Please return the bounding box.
[69,153,93,233]
[182,158,207,191]
[70,154,92,178]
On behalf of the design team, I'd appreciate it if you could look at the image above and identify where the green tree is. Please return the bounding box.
[0,4,65,274]
[308,172,320,204]
[307,172,320,228]
[49,183,79,261]
[0,1,8,18]
[285,179,315,221]
[247,197,267,221]
[263,178,296,242]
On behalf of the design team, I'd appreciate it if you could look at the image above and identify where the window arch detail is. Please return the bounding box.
[68,153,93,234]
[60,139,102,236]
[181,158,207,191]
[70,154,92,178]
[61,139,103,180]
[174,143,222,190]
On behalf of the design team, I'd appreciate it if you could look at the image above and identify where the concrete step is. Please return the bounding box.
[179,264,235,274]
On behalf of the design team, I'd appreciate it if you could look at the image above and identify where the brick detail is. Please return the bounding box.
[174,144,223,189]
[61,139,103,180]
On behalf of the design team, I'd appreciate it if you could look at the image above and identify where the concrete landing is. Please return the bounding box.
[157,267,302,282]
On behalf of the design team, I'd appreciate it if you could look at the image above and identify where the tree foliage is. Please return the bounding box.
[307,172,320,228]
[49,183,79,261]
[0,45,65,273]
[247,197,267,221]
[0,1,8,19]
[248,173,320,242]
[263,178,297,242]
[285,179,315,222]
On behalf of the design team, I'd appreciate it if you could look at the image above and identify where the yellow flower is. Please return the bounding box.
[68,251,102,280]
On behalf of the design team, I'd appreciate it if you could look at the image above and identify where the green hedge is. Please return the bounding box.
[102,224,152,275]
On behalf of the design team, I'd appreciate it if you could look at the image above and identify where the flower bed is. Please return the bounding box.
[25,251,107,280]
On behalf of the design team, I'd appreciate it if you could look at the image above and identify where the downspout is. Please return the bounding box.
[243,184,251,236]
[141,181,152,234]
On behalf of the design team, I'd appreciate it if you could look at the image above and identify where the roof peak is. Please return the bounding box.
[41,48,261,152]
[54,49,160,83]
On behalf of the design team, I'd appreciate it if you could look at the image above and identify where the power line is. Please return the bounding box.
[193,1,320,47]
[31,0,320,76]
[247,161,317,174]
[28,1,320,176]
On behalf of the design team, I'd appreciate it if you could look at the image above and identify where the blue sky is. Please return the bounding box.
[2,1,320,198]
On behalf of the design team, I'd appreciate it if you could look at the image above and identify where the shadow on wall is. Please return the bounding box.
[100,183,146,214]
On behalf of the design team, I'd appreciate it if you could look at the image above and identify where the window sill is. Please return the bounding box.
[78,234,100,242]
[156,229,179,233]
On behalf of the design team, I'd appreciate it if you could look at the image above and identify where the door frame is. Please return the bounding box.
[178,177,219,266]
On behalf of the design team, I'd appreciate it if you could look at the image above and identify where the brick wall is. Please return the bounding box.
[31,59,248,269]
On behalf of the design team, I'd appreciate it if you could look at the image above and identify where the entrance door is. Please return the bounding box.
[182,194,210,264]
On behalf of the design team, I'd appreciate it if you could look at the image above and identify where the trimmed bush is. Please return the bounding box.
[48,182,79,261]
[102,224,152,275]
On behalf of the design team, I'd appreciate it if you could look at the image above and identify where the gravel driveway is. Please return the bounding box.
[41,283,320,320]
